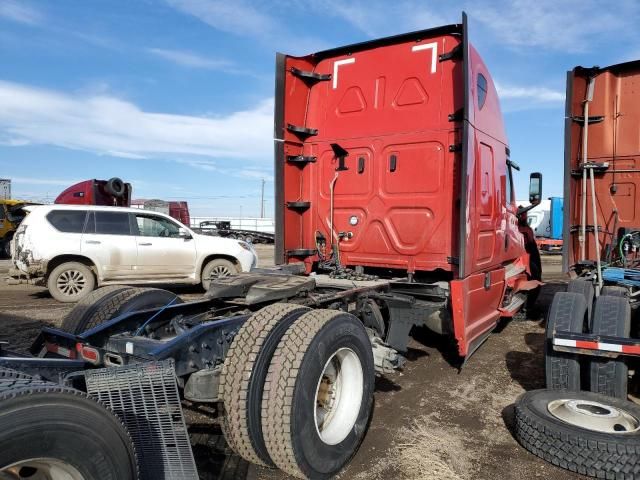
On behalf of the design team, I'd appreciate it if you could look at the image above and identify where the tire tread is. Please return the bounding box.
[219,303,309,466]
[545,292,586,390]
[515,390,640,478]
[261,309,344,479]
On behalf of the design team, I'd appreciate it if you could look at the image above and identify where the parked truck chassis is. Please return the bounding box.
[0,13,543,480]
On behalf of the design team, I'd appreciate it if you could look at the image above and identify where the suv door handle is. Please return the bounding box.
[85,240,101,245]
[138,242,152,246]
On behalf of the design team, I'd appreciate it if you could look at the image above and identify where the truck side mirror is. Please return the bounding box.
[529,172,542,206]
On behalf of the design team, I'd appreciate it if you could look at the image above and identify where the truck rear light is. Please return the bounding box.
[76,343,100,364]
[45,341,76,359]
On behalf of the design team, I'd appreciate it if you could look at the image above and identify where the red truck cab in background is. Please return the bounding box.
[55,178,132,207]
[55,178,190,225]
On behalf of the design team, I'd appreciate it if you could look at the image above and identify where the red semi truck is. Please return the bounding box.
[0,14,542,480]
[514,59,640,479]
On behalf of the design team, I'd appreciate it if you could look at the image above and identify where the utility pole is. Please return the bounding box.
[260,178,265,218]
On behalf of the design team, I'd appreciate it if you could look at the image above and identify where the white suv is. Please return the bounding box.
[10,205,257,302]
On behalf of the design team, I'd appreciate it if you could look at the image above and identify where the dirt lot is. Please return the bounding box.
[0,250,581,480]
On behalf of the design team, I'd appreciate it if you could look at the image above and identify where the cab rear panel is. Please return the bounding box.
[275,18,529,356]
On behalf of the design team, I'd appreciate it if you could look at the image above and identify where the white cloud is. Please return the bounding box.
[0,0,43,25]
[0,80,274,162]
[147,48,260,77]
[176,158,273,181]
[148,48,232,70]
[166,0,328,54]
[467,0,639,52]
[496,83,564,103]
[166,0,276,37]
[312,1,451,38]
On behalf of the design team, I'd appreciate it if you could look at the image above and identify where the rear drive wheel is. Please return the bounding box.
[262,310,375,479]
[545,292,587,391]
[201,259,238,291]
[62,287,182,334]
[0,379,138,480]
[61,285,131,332]
[220,303,311,466]
[47,262,96,303]
[567,278,594,327]
[589,295,631,399]
[514,389,640,478]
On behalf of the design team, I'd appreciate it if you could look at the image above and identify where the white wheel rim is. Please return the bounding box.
[314,347,363,445]
[210,265,231,279]
[548,399,640,433]
[0,458,85,480]
[56,269,87,296]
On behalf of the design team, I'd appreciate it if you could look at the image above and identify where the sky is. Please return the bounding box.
[1,0,639,218]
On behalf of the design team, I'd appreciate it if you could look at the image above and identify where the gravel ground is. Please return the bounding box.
[0,251,581,480]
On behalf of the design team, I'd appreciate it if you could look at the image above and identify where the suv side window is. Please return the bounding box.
[135,214,181,238]
[46,210,87,233]
[95,211,132,235]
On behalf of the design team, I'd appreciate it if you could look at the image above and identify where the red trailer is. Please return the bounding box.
[169,201,190,226]
[0,13,543,480]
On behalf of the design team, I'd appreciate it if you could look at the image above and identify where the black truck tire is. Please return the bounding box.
[589,295,631,399]
[545,292,587,391]
[62,287,182,334]
[105,177,126,198]
[567,278,594,326]
[62,285,132,332]
[220,303,311,467]
[514,389,640,478]
[262,310,375,479]
[0,378,138,479]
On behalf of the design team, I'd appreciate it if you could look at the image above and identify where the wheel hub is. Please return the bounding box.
[313,348,364,445]
[211,266,230,278]
[57,270,86,296]
[548,398,640,433]
[0,458,85,480]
